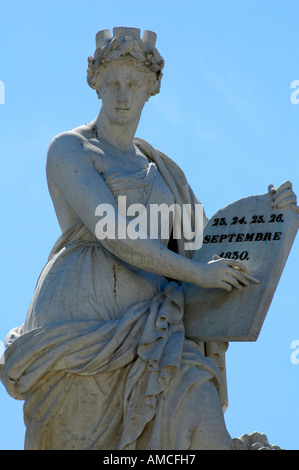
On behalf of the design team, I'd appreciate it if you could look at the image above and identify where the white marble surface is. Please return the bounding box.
[1,27,297,450]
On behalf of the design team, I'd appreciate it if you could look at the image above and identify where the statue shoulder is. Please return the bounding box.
[47,122,99,160]
[46,127,97,184]
[47,129,86,156]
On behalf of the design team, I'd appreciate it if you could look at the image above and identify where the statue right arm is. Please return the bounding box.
[46,132,255,291]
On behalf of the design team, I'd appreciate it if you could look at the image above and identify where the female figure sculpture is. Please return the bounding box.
[1,27,297,450]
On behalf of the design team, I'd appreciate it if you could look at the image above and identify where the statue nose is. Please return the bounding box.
[118,86,129,103]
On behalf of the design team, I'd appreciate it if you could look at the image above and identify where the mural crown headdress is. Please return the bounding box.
[95,27,157,49]
[87,27,164,98]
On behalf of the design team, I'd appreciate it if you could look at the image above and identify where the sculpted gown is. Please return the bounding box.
[1,136,230,450]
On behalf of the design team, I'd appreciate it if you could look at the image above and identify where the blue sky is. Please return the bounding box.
[0,0,298,450]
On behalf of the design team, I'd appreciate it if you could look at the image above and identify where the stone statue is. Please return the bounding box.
[0,27,298,450]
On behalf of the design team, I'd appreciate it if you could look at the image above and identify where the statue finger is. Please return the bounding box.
[227,266,261,285]
[274,180,293,197]
[218,281,233,292]
[272,188,296,206]
[224,259,252,273]
[223,274,244,290]
[268,184,277,194]
[274,195,297,209]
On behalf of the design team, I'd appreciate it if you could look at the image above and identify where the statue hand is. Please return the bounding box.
[268,180,299,213]
[196,256,261,292]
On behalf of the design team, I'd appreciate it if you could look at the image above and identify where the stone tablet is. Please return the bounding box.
[183,192,299,342]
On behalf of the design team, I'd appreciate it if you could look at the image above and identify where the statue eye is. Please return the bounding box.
[127,81,140,90]
[108,80,120,90]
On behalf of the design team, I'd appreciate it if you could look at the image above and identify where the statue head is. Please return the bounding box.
[87,27,164,100]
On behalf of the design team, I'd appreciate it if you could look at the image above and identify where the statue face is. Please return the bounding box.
[99,62,149,126]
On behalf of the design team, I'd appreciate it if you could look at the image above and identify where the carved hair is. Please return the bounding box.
[87,27,164,99]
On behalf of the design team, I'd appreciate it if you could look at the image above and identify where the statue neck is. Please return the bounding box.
[95,110,138,153]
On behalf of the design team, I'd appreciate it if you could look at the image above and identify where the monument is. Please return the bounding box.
[0,27,298,450]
